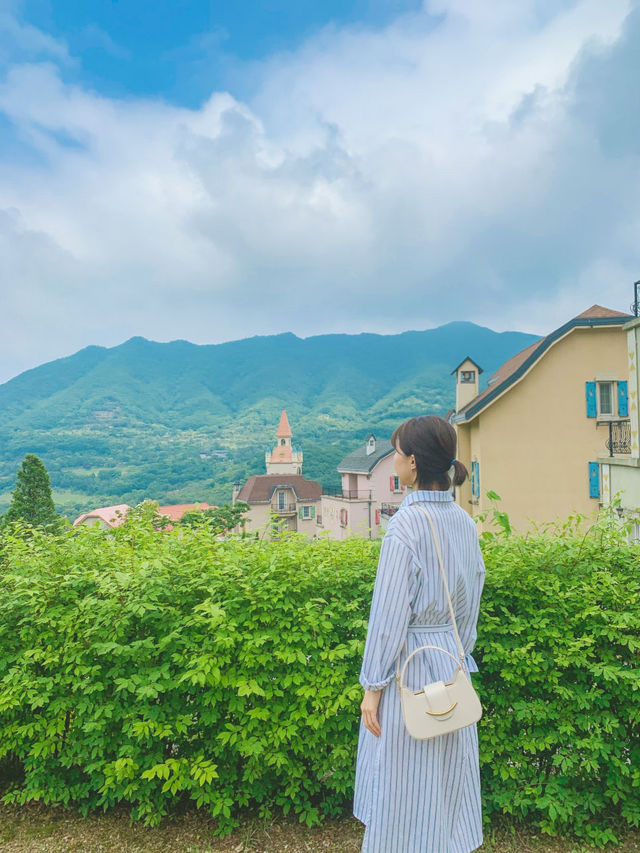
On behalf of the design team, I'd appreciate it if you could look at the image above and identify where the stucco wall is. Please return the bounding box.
[320,497,371,539]
[457,326,627,530]
[605,459,640,511]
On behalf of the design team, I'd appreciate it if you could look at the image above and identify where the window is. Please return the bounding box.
[390,475,402,492]
[598,381,613,417]
[280,439,286,446]
[278,491,286,510]
[460,370,476,383]
[340,508,348,527]
[303,505,311,518]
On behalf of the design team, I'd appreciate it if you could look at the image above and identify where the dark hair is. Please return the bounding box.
[391,415,468,490]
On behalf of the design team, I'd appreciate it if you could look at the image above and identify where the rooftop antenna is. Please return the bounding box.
[633,281,640,317]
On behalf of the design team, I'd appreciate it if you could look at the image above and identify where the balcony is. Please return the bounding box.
[606,420,631,456]
[272,503,297,515]
[323,487,372,500]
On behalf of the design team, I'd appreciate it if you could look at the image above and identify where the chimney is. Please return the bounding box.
[232,482,242,505]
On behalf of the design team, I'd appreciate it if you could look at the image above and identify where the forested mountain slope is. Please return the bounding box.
[0,322,539,518]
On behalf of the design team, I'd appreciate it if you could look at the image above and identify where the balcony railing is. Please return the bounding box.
[323,488,372,500]
[272,503,297,514]
[606,420,631,456]
[380,503,400,519]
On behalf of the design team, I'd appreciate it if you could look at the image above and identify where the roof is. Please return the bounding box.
[276,409,292,438]
[450,356,484,376]
[236,474,322,503]
[453,304,632,423]
[73,504,131,527]
[338,438,394,473]
[156,503,214,521]
[269,445,293,463]
[575,304,631,319]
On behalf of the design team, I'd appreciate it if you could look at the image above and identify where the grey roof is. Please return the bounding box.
[338,438,394,474]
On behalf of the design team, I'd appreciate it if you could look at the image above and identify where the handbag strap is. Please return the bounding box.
[395,505,467,690]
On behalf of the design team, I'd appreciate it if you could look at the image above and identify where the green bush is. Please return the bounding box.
[0,509,638,846]
[477,509,640,846]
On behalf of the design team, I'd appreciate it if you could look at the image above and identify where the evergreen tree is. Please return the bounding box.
[3,454,60,530]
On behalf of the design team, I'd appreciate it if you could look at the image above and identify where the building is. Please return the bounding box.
[598,313,640,522]
[73,501,215,530]
[233,411,321,538]
[451,304,632,529]
[265,410,303,475]
[319,434,406,539]
[73,503,131,529]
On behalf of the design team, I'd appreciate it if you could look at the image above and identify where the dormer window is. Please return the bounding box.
[460,370,476,383]
[366,435,376,456]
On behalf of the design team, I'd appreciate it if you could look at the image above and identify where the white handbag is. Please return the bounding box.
[395,505,482,740]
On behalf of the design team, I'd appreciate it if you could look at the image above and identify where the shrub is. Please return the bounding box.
[0,508,637,846]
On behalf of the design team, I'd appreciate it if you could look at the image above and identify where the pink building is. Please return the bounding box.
[233,411,322,539]
[319,434,406,539]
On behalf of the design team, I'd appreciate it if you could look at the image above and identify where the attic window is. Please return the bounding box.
[366,435,376,456]
[460,370,476,383]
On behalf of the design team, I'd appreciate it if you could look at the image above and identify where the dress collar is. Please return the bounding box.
[400,489,454,507]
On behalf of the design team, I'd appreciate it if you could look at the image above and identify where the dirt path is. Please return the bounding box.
[1,805,638,852]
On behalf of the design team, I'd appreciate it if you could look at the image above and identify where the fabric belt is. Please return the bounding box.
[406,624,454,633]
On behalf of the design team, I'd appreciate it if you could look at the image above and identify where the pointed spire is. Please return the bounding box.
[276,409,292,438]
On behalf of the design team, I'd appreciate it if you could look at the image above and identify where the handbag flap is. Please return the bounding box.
[423,680,452,714]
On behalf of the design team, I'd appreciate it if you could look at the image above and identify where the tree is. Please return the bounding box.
[3,454,60,530]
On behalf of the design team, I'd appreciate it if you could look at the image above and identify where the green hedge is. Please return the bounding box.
[0,509,638,846]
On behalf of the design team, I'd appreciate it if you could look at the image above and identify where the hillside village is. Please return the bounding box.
[71,303,640,538]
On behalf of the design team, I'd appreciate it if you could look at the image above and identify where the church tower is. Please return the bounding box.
[265,410,304,475]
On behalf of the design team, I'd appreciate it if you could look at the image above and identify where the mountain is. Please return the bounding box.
[0,323,539,518]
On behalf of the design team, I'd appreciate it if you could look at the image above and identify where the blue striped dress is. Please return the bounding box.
[353,489,486,853]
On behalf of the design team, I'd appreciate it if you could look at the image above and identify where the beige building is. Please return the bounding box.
[233,411,321,538]
[319,435,406,539]
[451,305,633,530]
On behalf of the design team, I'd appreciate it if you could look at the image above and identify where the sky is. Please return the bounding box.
[1,0,639,384]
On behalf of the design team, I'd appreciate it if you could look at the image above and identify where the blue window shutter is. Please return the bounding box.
[588,462,600,499]
[311,506,315,518]
[298,507,303,520]
[472,461,480,498]
[586,382,597,418]
[618,381,629,417]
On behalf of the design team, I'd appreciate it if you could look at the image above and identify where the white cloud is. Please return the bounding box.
[0,0,638,383]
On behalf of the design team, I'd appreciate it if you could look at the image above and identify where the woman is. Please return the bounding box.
[353,415,485,853]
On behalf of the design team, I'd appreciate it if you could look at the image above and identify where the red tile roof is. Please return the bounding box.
[237,474,321,503]
[270,446,293,462]
[156,503,214,521]
[73,504,131,528]
[575,304,631,319]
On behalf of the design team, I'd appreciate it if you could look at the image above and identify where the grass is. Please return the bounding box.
[0,805,638,853]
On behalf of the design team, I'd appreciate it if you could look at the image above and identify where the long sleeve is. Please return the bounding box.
[458,542,486,674]
[359,534,417,691]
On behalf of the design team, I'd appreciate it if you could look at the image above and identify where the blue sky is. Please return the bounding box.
[0,0,639,383]
[16,0,425,105]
